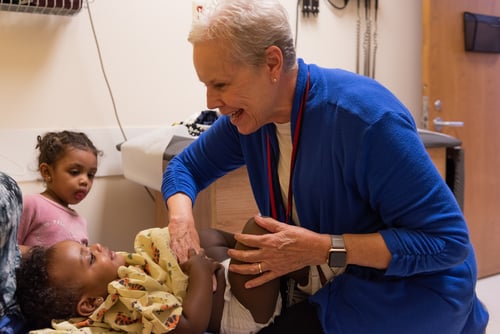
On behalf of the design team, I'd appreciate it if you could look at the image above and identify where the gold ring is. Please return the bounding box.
[258,263,263,274]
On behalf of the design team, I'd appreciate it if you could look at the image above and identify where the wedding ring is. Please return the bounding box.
[258,263,263,274]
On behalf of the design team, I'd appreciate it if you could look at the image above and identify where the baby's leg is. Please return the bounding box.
[199,228,236,263]
[228,218,281,324]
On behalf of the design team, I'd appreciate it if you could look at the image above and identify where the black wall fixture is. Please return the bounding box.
[464,11,500,53]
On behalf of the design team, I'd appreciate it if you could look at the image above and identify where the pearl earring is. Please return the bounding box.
[272,78,277,83]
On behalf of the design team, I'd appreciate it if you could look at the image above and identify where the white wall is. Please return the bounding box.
[0,0,422,251]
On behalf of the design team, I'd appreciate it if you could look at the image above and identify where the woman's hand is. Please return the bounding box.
[228,215,331,288]
[169,217,201,263]
[167,193,201,263]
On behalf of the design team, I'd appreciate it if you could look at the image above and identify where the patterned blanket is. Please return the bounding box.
[30,227,188,334]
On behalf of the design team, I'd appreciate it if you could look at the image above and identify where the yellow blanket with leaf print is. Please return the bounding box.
[30,227,188,334]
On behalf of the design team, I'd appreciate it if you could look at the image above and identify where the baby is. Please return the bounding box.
[16,219,284,334]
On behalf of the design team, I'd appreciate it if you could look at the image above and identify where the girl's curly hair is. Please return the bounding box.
[16,246,82,329]
[36,130,102,168]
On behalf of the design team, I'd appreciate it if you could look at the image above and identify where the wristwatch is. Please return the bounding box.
[327,235,347,269]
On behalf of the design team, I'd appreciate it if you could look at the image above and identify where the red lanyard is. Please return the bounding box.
[267,71,310,224]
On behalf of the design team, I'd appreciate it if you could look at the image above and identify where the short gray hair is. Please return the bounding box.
[188,0,296,71]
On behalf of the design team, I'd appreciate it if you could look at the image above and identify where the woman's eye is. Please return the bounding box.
[214,83,226,89]
[90,253,96,265]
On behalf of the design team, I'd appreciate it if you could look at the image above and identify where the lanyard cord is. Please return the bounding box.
[267,135,278,220]
[267,71,311,224]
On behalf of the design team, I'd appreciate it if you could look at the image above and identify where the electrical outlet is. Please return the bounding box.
[192,0,205,21]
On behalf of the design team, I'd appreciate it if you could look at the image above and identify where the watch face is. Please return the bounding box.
[329,249,347,267]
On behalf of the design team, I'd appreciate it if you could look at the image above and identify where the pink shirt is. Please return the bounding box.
[17,194,89,247]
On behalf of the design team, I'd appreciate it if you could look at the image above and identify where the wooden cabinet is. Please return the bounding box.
[426,147,446,179]
[214,167,259,233]
[154,166,257,233]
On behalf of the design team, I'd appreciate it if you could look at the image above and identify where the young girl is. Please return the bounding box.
[17,131,101,254]
[16,218,287,334]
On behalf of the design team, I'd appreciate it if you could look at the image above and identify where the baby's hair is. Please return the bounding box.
[36,131,102,168]
[16,246,82,329]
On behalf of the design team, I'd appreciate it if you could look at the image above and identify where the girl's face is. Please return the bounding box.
[193,40,282,135]
[42,147,98,207]
[50,240,126,299]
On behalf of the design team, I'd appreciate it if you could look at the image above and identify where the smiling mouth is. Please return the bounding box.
[230,108,244,120]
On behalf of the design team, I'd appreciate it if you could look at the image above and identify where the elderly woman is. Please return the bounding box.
[161,0,489,333]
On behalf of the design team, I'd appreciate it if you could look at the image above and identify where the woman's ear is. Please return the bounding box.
[77,296,104,316]
[265,45,283,81]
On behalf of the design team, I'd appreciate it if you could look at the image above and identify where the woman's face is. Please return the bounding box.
[50,240,126,298]
[193,40,279,135]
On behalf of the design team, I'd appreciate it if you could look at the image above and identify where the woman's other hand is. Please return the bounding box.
[228,215,331,288]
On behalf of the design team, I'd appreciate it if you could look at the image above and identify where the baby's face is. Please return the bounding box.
[50,240,126,298]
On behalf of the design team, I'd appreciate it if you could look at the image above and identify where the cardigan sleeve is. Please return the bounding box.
[161,116,245,203]
[359,112,469,277]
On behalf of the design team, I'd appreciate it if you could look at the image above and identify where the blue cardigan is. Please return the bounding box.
[162,59,488,333]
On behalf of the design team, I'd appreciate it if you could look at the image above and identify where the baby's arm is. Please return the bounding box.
[173,249,222,334]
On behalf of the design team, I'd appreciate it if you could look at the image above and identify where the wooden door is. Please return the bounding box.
[422,0,500,278]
